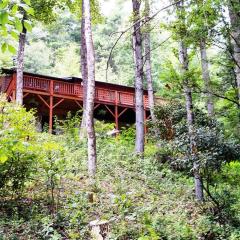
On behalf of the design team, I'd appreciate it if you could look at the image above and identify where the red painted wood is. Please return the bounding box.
[115,105,119,130]
[4,73,149,109]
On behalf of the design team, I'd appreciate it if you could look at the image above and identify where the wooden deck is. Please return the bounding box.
[1,70,150,132]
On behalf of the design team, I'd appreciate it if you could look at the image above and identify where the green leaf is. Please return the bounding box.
[8,44,17,54]
[1,25,8,36]
[0,11,9,25]
[15,18,23,32]
[11,30,19,40]
[26,7,34,16]
[0,154,8,164]
[24,20,32,32]
[0,1,9,9]
[23,0,31,5]
[1,42,7,53]
[11,4,18,15]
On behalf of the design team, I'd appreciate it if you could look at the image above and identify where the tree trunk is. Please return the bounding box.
[132,0,145,154]
[80,0,88,139]
[184,83,204,201]
[177,0,204,201]
[144,0,155,121]
[84,0,97,178]
[228,0,240,105]
[199,38,214,117]
[16,26,27,105]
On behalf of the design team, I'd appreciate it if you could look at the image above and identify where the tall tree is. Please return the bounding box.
[189,0,217,117]
[16,20,27,105]
[228,0,240,106]
[176,0,204,201]
[15,0,62,104]
[83,0,97,178]
[80,0,88,138]
[0,1,32,53]
[132,0,145,154]
[66,0,101,138]
[143,0,156,121]
[199,38,214,117]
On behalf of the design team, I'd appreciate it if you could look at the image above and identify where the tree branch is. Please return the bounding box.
[194,87,240,107]
[105,1,181,81]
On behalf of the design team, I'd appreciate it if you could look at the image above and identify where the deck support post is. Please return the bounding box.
[115,91,119,130]
[49,80,53,133]
[115,105,119,130]
[49,96,53,133]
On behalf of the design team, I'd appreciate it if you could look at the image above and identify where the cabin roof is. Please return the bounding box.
[1,68,148,94]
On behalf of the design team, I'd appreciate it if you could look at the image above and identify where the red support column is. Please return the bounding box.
[49,80,53,133]
[115,91,119,130]
[115,105,119,130]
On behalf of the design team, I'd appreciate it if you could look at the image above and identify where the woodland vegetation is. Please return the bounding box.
[0,0,240,239]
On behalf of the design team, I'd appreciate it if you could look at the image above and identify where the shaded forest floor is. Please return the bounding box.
[1,127,240,240]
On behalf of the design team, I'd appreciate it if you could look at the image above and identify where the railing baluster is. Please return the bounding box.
[21,75,146,108]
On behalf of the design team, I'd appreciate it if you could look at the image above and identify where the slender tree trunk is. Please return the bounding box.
[199,38,214,117]
[177,0,204,201]
[84,0,97,178]
[144,0,155,121]
[16,26,27,105]
[132,0,145,154]
[80,0,88,139]
[228,0,240,105]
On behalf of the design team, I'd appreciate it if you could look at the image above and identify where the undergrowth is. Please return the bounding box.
[0,100,240,240]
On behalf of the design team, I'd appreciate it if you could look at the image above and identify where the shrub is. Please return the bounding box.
[0,96,38,196]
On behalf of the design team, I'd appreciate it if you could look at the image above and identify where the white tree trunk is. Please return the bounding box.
[16,27,27,105]
[132,0,145,154]
[228,0,240,105]
[144,0,155,121]
[84,0,97,178]
[80,0,88,139]
[177,0,204,201]
[200,38,214,117]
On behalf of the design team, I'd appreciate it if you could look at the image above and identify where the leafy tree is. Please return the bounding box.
[132,0,145,154]
[151,103,240,201]
[0,0,33,53]
[228,0,240,106]
[168,0,204,200]
[187,0,220,116]
[83,0,97,178]
[15,0,65,104]
[0,96,38,196]
[143,0,156,121]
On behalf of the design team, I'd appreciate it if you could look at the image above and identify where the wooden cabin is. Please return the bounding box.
[0,69,151,132]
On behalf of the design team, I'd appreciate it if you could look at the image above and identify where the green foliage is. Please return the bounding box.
[39,137,65,208]
[0,96,38,195]
[150,104,240,174]
[54,111,82,144]
[66,0,103,24]
[1,0,240,238]
[0,102,239,239]
[0,0,34,52]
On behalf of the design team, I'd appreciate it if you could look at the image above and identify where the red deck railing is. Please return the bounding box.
[4,75,149,108]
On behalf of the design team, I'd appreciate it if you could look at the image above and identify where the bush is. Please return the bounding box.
[0,96,39,196]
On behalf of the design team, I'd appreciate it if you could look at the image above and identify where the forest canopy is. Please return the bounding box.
[0,0,240,239]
